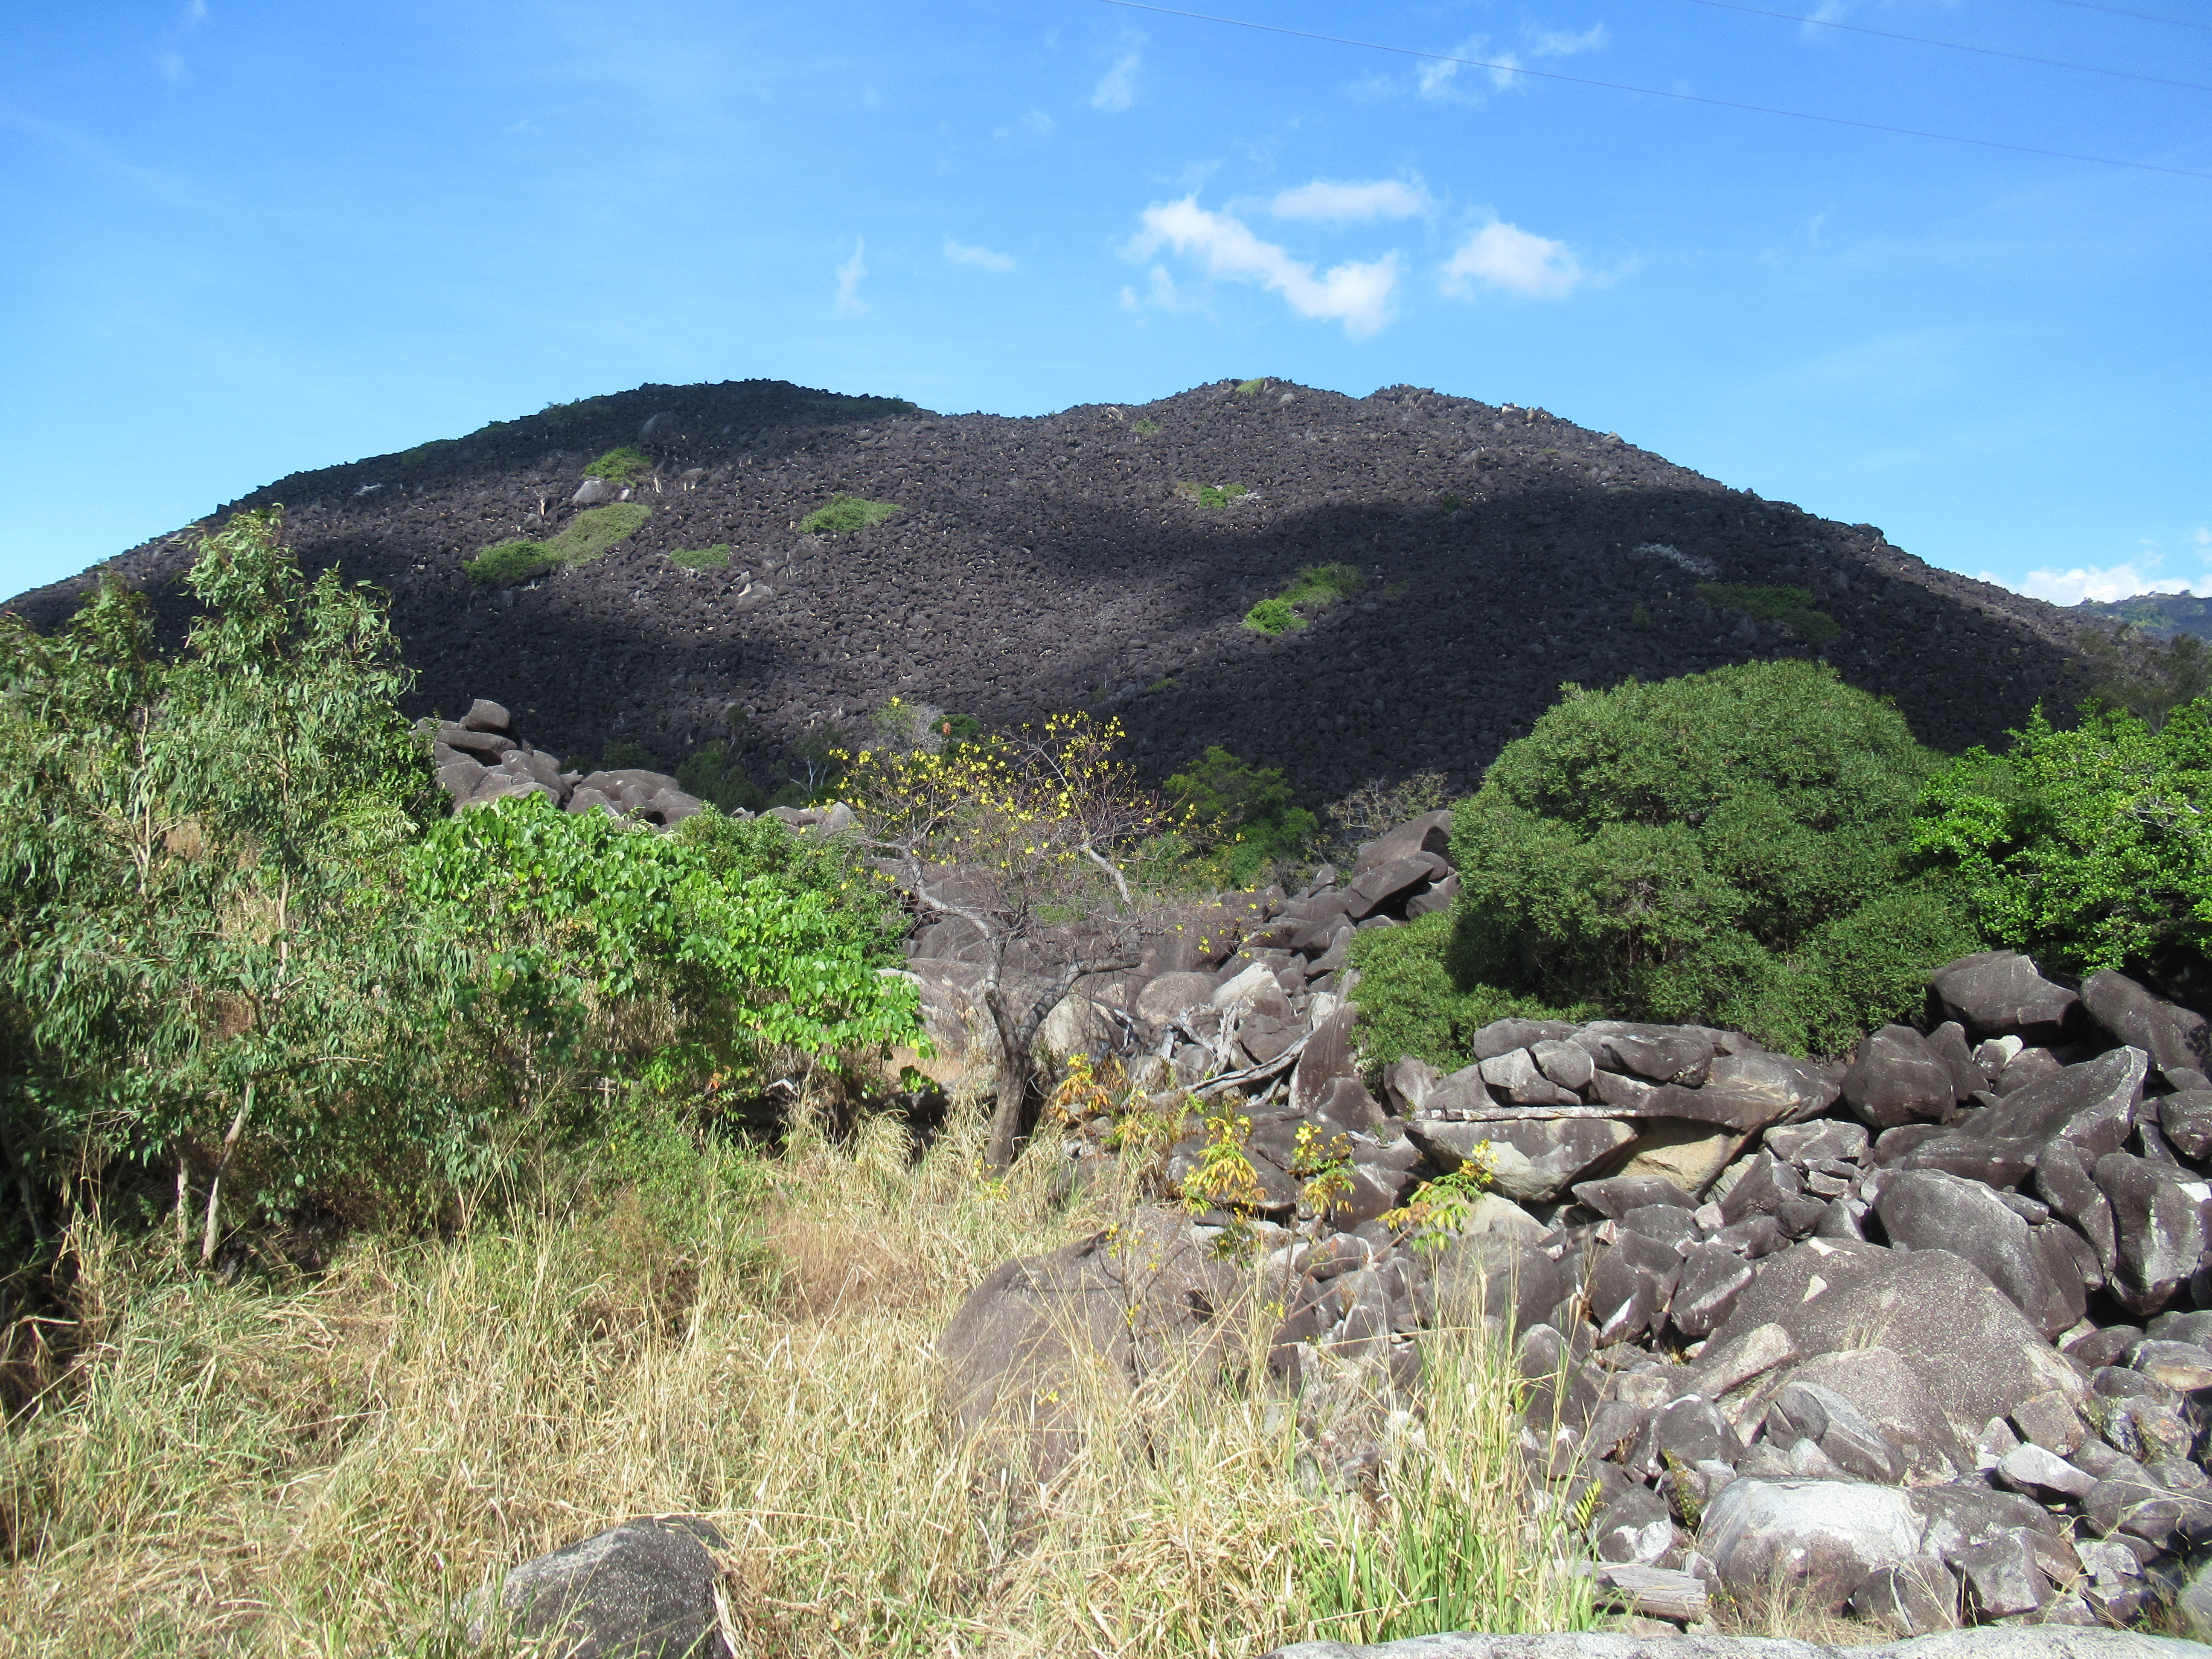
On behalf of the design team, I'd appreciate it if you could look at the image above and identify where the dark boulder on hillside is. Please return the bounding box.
[6,377,2098,800]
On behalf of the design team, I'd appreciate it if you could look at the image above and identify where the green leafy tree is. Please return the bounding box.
[0,511,453,1261]
[2074,629,2212,732]
[1440,662,1975,1055]
[1166,745,1317,886]
[1912,699,2212,975]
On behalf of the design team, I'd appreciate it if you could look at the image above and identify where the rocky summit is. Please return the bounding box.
[7,378,2098,797]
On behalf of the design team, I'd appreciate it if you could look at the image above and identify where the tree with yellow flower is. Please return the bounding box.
[838,712,1180,1170]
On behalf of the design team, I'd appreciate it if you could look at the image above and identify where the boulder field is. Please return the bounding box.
[5,377,2101,801]
[448,772,2212,1648]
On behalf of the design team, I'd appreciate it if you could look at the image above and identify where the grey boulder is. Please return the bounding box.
[1872,1168,2085,1339]
[2083,969,2209,1074]
[465,1515,728,1659]
[1700,1476,1924,1610]
[1892,1045,2146,1187]
[1842,1025,1957,1129]
[1929,950,2079,1043]
[1408,1117,1636,1204]
[1706,1240,2081,1441]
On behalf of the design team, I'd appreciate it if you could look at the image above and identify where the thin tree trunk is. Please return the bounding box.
[984,954,1140,1172]
[201,1078,253,1266]
[982,984,1029,1173]
[0,1109,40,1245]
[175,1155,190,1258]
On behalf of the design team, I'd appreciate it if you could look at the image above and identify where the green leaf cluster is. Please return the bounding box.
[404,797,917,1098]
[1444,661,1974,1055]
[1695,583,1841,644]
[1912,700,2212,975]
[1348,912,1589,1073]
[799,495,900,535]
[669,544,732,570]
[465,503,653,586]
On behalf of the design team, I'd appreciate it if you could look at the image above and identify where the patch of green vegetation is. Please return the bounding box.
[1697,582,1841,644]
[1437,492,1462,510]
[799,494,901,534]
[1179,481,1248,509]
[1242,564,1362,637]
[586,447,653,486]
[669,544,731,570]
[1631,603,1652,629]
[1132,417,1161,436]
[1349,911,1592,1075]
[464,502,653,586]
[463,541,561,586]
[1147,677,1177,694]
[1236,378,1268,396]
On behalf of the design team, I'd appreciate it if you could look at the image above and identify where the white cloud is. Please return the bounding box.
[1126,198,1400,338]
[1996,563,2211,605]
[1441,221,1587,300]
[1531,22,1609,56]
[1417,21,1605,101]
[835,238,868,314]
[1092,41,1143,111]
[1268,178,1432,225]
[1418,37,1520,101]
[945,238,1014,272]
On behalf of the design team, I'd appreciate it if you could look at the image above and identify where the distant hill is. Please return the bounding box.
[2072,591,2212,641]
[4,377,2104,804]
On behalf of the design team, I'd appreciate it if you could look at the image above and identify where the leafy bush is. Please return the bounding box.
[1166,745,1317,885]
[1913,700,2212,975]
[799,494,899,534]
[1236,378,1267,396]
[585,446,652,485]
[1447,661,1969,1055]
[2075,631,2212,731]
[1696,583,1840,644]
[406,795,919,1101]
[1132,417,1161,436]
[465,503,652,585]
[1244,597,1301,636]
[1348,912,1589,1073]
[675,739,768,814]
[669,544,731,570]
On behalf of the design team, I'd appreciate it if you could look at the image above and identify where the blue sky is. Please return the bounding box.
[4,0,2207,605]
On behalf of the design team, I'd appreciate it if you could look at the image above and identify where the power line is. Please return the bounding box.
[1089,0,2212,180]
[2034,0,2212,33]
[1671,0,2212,93]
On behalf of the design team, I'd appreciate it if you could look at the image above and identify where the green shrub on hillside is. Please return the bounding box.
[585,446,652,485]
[799,494,900,534]
[1243,564,1361,636]
[1913,699,2212,975]
[1348,912,1589,1072]
[1166,745,1317,886]
[1696,583,1840,644]
[1445,661,1971,1055]
[669,544,731,570]
[466,503,653,585]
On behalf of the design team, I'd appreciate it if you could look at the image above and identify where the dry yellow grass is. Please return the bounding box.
[0,1100,1587,1659]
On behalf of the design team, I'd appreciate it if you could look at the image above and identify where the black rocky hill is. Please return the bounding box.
[6,377,2099,800]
